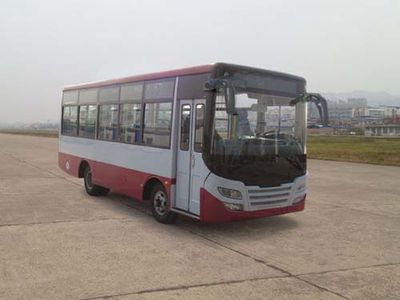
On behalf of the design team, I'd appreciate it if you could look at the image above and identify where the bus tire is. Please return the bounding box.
[150,183,177,224]
[83,166,109,196]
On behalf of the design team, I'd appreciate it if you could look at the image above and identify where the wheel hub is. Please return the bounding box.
[85,170,93,189]
[154,191,167,215]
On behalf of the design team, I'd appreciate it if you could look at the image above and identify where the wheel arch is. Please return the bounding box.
[78,160,90,178]
[142,177,167,201]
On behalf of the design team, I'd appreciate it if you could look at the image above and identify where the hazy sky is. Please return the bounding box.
[1,0,399,123]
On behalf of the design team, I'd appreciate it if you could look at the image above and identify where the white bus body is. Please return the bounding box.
[59,63,307,223]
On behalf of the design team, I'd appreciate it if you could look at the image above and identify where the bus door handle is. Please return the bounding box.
[191,154,195,168]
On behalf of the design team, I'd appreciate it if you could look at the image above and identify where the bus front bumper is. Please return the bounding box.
[200,188,305,223]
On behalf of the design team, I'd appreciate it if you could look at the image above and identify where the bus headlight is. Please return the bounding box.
[217,187,242,200]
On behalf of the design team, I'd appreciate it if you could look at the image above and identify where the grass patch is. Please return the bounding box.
[307,135,400,166]
[0,129,58,138]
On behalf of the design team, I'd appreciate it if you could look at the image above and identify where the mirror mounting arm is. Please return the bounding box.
[204,78,236,114]
[291,93,329,126]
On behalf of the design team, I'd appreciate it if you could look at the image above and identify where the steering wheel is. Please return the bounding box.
[261,130,288,139]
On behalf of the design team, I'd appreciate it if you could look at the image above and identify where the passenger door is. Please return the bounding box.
[175,99,206,215]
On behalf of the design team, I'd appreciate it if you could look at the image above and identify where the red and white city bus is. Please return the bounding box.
[59,63,327,223]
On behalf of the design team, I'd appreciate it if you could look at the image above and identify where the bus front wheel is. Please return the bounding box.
[83,166,109,196]
[150,183,177,224]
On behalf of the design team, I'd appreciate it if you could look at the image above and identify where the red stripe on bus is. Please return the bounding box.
[58,152,174,201]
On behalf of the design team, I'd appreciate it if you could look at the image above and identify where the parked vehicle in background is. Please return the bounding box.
[307,124,324,129]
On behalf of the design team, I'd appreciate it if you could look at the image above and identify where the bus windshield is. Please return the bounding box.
[205,90,307,187]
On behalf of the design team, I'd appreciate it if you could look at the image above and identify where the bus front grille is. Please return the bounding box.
[247,184,292,209]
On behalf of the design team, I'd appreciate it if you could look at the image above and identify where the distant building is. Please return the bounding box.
[365,124,400,136]
[380,106,400,119]
[326,100,353,121]
[353,106,400,125]
[352,107,369,119]
[368,108,385,119]
[308,96,399,128]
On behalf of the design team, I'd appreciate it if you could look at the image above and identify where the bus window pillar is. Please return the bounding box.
[256,111,266,135]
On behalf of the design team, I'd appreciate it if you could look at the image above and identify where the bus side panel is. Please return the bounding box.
[93,160,173,201]
[59,136,175,201]
[92,159,145,200]
[59,151,173,202]
[58,152,80,178]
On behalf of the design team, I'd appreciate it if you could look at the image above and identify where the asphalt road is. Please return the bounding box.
[0,133,399,300]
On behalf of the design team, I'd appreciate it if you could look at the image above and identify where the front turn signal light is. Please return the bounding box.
[224,203,243,211]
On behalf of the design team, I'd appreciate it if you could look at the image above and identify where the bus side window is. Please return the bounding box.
[180,104,191,151]
[194,104,205,152]
[143,102,172,148]
[87,105,97,139]
[79,105,97,139]
[62,105,78,136]
[79,105,88,137]
[119,103,142,144]
[98,104,119,141]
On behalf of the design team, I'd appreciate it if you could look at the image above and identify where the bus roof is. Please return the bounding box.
[63,63,305,91]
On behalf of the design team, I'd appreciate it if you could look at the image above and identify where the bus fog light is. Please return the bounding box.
[217,187,242,199]
[224,203,243,211]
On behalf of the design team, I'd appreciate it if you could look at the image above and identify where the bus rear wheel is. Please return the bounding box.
[83,166,109,196]
[150,183,177,224]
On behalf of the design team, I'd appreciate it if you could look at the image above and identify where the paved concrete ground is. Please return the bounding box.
[0,133,399,300]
